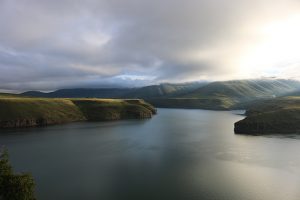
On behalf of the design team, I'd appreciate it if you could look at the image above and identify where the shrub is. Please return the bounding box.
[0,148,36,200]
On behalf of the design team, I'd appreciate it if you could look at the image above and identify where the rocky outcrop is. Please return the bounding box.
[234,97,300,135]
[0,117,82,128]
[234,118,300,135]
[0,119,44,128]
[72,99,154,121]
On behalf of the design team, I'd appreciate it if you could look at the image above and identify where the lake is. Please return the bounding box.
[1,108,300,200]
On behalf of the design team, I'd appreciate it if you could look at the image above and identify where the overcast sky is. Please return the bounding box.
[1,0,300,92]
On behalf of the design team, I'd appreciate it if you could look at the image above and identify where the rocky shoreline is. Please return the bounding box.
[234,97,300,135]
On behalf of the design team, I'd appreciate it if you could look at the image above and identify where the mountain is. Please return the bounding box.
[22,82,207,99]
[22,88,134,98]
[21,79,300,110]
[123,82,206,98]
[147,79,300,110]
[282,90,300,97]
[185,79,300,100]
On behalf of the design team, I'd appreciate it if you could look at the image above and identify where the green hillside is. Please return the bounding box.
[234,96,300,135]
[22,88,133,98]
[282,90,300,97]
[0,97,86,128]
[19,79,300,110]
[147,96,237,110]
[72,99,156,121]
[22,82,205,99]
[0,93,22,98]
[124,83,206,98]
[147,79,300,110]
[185,79,300,100]
[0,96,156,128]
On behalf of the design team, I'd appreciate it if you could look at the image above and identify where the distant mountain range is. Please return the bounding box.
[22,82,206,99]
[22,79,300,110]
[185,79,300,99]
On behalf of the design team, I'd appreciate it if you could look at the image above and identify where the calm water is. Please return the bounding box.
[1,109,300,200]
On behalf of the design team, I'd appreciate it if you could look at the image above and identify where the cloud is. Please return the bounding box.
[0,0,300,91]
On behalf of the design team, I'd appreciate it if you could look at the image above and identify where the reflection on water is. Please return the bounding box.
[1,109,300,200]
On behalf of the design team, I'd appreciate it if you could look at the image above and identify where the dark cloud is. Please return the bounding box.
[0,0,299,91]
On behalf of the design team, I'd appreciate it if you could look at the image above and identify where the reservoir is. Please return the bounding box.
[1,108,300,200]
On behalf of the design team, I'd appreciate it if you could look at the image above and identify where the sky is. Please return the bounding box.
[0,0,300,92]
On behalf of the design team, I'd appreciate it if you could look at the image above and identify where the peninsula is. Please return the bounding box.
[0,94,156,128]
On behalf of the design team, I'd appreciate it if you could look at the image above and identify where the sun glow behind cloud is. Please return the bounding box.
[238,14,300,79]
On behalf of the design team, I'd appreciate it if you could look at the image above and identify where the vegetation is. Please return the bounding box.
[22,83,205,99]
[147,97,237,110]
[0,93,21,98]
[123,83,206,98]
[72,99,156,121]
[185,79,300,100]
[0,96,156,128]
[234,96,300,135]
[21,79,300,110]
[0,148,36,200]
[0,97,85,128]
[22,88,133,98]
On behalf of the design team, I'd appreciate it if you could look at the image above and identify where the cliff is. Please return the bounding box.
[234,97,300,135]
[72,99,156,121]
[147,97,237,110]
[0,97,156,128]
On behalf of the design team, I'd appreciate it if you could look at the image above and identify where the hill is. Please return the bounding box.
[148,79,300,110]
[22,82,206,99]
[185,79,300,99]
[234,96,300,135]
[0,93,22,98]
[0,97,156,128]
[147,96,237,110]
[20,79,300,110]
[123,83,206,98]
[22,88,134,98]
[282,90,300,97]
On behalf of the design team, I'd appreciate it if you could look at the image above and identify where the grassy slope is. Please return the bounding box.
[16,79,300,111]
[234,96,300,134]
[186,79,300,99]
[0,98,86,128]
[72,99,155,121]
[124,83,206,99]
[151,79,300,110]
[0,96,155,128]
[0,93,22,98]
[20,79,300,110]
[21,83,205,99]
[283,90,300,97]
[147,97,237,110]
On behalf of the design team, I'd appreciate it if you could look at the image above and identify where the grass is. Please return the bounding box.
[186,79,300,99]
[71,99,155,121]
[146,79,300,111]
[0,93,22,98]
[234,96,300,134]
[0,97,85,127]
[147,96,237,110]
[0,96,156,128]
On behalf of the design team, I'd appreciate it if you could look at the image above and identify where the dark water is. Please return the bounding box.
[1,109,300,200]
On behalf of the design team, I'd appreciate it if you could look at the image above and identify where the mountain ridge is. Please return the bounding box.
[20,79,300,110]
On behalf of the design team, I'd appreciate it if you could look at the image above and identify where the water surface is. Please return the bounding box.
[1,109,300,200]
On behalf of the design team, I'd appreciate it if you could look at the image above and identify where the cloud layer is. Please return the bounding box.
[0,0,300,91]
